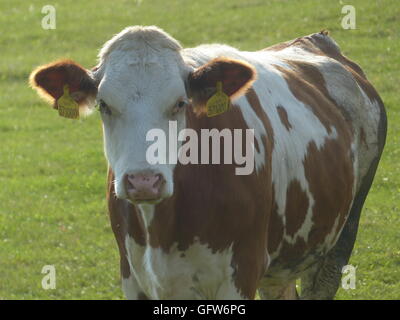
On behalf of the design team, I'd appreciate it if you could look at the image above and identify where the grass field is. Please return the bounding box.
[0,0,399,299]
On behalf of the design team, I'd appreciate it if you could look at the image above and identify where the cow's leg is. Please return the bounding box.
[111,234,147,299]
[258,281,298,300]
[300,156,382,299]
[118,240,150,300]
[121,271,148,300]
[281,282,299,299]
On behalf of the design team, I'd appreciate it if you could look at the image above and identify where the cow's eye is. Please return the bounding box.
[177,100,188,108]
[172,99,188,114]
[98,100,112,116]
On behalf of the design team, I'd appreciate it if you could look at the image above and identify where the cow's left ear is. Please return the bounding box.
[29,59,97,114]
[187,57,257,112]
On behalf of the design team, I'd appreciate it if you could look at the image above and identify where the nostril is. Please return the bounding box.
[125,174,136,190]
[152,174,164,190]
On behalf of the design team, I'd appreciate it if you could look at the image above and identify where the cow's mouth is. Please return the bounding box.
[127,197,164,205]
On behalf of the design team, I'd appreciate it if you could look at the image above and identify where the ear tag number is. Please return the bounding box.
[206,81,230,117]
[57,85,79,119]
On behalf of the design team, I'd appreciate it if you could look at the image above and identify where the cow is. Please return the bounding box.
[29,26,387,299]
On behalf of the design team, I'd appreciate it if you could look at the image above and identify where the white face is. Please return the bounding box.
[95,48,189,201]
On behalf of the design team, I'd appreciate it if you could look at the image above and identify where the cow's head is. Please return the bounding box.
[30,26,256,204]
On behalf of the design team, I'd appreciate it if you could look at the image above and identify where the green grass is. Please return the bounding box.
[0,0,399,299]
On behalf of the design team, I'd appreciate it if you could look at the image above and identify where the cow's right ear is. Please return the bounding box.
[29,59,97,114]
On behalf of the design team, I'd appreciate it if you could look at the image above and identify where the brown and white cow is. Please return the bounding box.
[30,26,386,299]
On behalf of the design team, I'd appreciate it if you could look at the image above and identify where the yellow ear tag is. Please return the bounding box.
[57,85,79,119]
[206,81,230,117]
